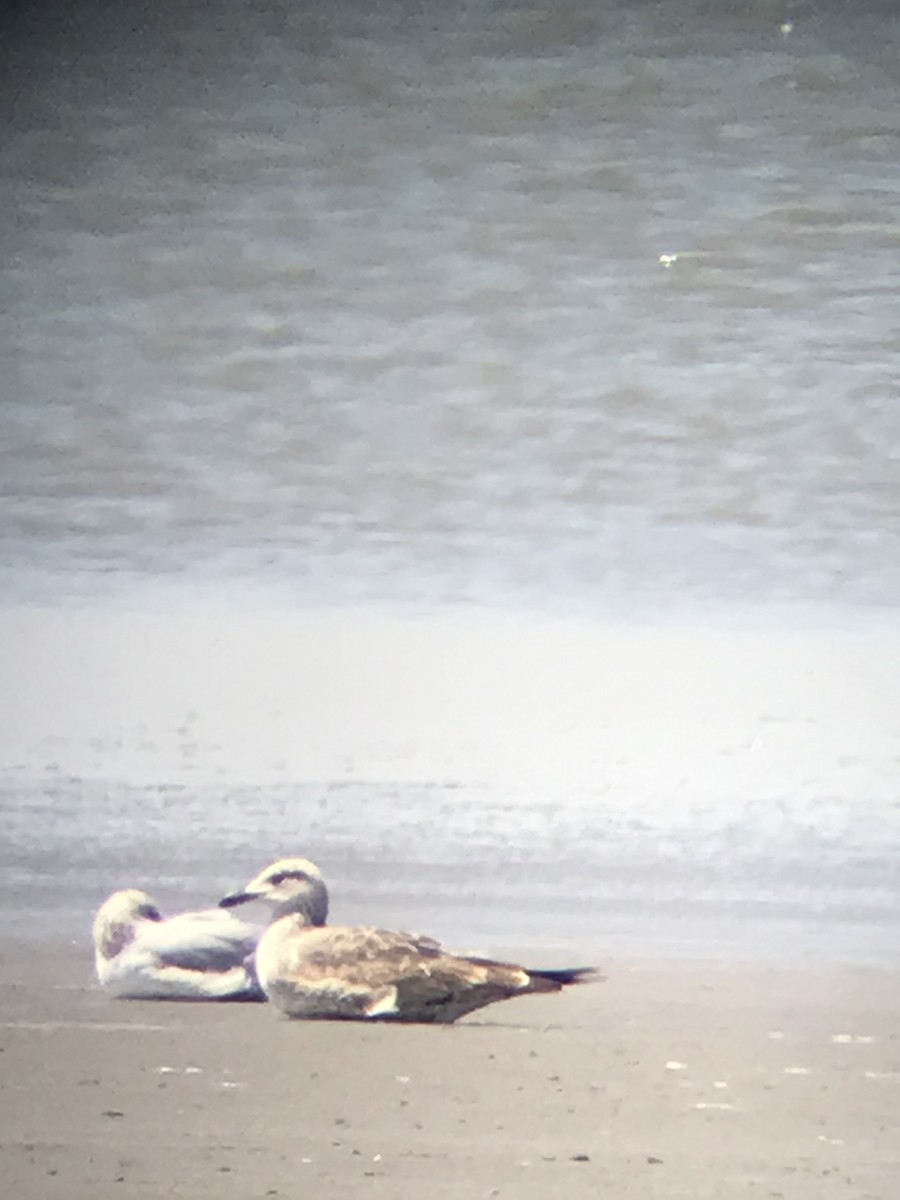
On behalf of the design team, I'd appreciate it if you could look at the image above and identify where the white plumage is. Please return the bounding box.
[93,888,263,1000]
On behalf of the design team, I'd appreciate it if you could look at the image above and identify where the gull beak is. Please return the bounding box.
[219,890,256,909]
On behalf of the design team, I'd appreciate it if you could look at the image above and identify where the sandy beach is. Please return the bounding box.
[2,613,898,1196]
[1,945,897,1199]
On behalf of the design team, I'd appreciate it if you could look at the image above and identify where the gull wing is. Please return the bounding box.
[288,925,443,979]
[261,924,597,1021]
[137,909,261,973]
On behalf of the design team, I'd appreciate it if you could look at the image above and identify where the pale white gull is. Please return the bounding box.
[93,888,264,1000]
[219,857,601,1023]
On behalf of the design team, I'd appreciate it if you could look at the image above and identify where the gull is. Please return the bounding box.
[219,857,601,1023]
[93,888,264,1000]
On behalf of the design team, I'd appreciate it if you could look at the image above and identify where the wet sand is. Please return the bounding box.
[2,946,897,1199]
[3,606,900,963]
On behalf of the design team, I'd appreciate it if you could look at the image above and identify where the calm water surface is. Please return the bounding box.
[1,0,898,964]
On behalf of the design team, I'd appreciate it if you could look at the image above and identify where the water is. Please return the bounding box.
[2,607,898,964]
[1,0,899,965]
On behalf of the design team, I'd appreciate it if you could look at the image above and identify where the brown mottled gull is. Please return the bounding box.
[219,857,600,1023]
[93,888,263,1000]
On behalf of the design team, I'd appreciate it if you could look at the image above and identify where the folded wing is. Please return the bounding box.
[137,909,261,973]
[259,923,599,1022]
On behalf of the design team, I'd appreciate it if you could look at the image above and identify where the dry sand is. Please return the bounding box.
[1,946,897,1199]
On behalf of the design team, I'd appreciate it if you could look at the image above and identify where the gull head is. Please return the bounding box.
[92,888,162,966]
[219,857,329,926]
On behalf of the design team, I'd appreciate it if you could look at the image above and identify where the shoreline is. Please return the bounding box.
[3,947,897,1198]
[2,606,898,968]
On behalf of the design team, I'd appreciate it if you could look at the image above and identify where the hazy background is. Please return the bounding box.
[1,0,898,966]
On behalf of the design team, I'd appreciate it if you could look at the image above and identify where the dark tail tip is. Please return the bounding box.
[531,966,603,987]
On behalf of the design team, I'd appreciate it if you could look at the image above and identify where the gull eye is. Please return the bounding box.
[269,869,308,886]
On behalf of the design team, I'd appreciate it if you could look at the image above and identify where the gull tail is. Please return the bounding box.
[529,966,603,987]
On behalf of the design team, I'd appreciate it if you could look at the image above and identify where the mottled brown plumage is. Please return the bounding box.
[220,857,600,1022]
